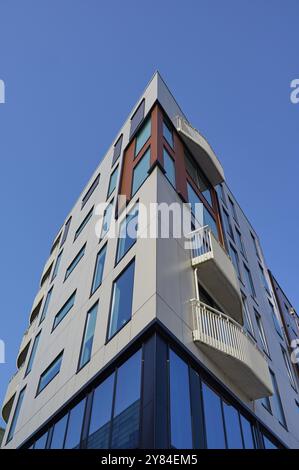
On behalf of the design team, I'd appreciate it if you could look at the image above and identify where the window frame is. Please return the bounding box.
[52,291,76,331]
[77,302,99,372]
[64,244,86,281]
[36,352,64,396]
[90,243,107,296]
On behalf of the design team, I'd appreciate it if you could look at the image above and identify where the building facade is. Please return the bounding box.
[1,73,299,449]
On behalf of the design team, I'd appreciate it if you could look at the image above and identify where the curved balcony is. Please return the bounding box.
[1,364,25,423]
[191,299,273,400]
[190,226,243,324]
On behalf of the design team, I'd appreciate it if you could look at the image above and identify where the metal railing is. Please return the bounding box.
[189,225,212,259]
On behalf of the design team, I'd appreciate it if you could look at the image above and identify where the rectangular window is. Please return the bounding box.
[281,346,296,389]
[111,349,142,449]
[242,295,254,335]
[270,370,287,427]
[169,349,193,449]
[229,244,241,278]
[65,244,86,280]
[74,207,93,241]
[259,263,269,292]
[251,232,261,260]
[81,174,100,209]
[223,402,243,448]
[53,291,76,330]
[228,196,238,222]
[116,204,138,264]
[202,382,226,449]
[100,199,114,239]
[50,415,68,449]
[235,228,246,257]
[25,331,41,376]
[60,216,72,248]
[37,352,63,395]
[51,250,63,281]
[185,152,212,206]
[112,134,123,166]
[39,287,53,323]
[132,147,150,196]
[216,183,226,205]
[269,301,283,337]
[78,303,98,370]
[243,264,256,297]
[107,166,119,198]
[91,244,107,295]
[163,120,174,148]
[135,117,151,157]
[108,260,135,339]
[187,183,218,240]
[130,99,145,138]
[87,373,115,449]
[163,148,176,187]
[222,208,234,240]
[255,311,269,355]
[64,399,86,449]
[7,387,26,443]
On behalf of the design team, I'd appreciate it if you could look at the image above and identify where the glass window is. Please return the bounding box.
[52,250,63,280]
[259,263,269,292]
[202,383,226,449]
[223,402,243,449]
[50,415,68,449]
[255,311,269,355]
[244,264,256,297]
[235,228,246,257]
[107,166,119,198]
[187,183,218,240]
[281,346,296,389]
[82,174,100,209]
[240,415,256,449]
[130,99,145,138]
[270,370,287,427]
[34,432,48,449]
[269,301,283,337]
[228,197,238,222]
[100,199,114,239]
[87,374,115,449]
[163,148,176,187]
[60,216,72,247]
[263,434,278,449]
[222,209,234,240]
[74,207,93,241]
[261,395,272,413]
[108,261,135,339]
[242,296,254,335]
[64,400,86,449]
[111,350,142,449]
[37,352,63,395]
[135,118,151,156]
[216,183,226,205]
[78,303,98,370]
[163,120,174,148]
[132,148,150,195]
[7,387,26,443]
[25,331,41,376]
[112,134,123,166]
[65,244,86,280]
[116,204,138,264]
[169,350,193,449]
[53,291,76,330]
[229,244,241,278]
[251,232,261,260]
[91,245,107,295]
[40,287,53,323]
[185,152,212,205]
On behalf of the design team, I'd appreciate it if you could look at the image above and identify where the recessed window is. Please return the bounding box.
[269,370,287,427]
[135,118,151,157]
[242,295,254,335]
[235,228,246,257]
[60,216,72,247]
[25,331,41,376]
[163,148,176,187]
[281,346,296,389]
[108,260,135,339]
[52,250,63,281]
[78,302,98,370]
[187,183,218,240]
[91,244,107,295]
[269,301,283,337]
[243,264,256,297]
[107,166,119,198]
[228,197,238,223]
[65,244,86,280]
[222,208,234,240]
[116,204,139,264]
[229,244,241,279]
[185,151,212,205]
[130,99,145,138]
[163,120,174,148]
[259,263,269,293]
[255,310,269,356]
[39,287,53,324]
[74,207,93,241]
[7,387,26,443]
[81,174,100,209]
[169,350,193,449]
[112,134,123,166]
[100,199,114,239]
[202,382,226,449]
[53,291,76,330]
[64,399,86,449]
[37,352,63,395]
[132,147,150,196]
[251,232,261,260]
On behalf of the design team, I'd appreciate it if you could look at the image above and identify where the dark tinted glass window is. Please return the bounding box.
[202,383,226,449]
[130,100,145,138]
[7,387,26,443]
[223,402,243,449]
[60,217,72,247]
[132,148,150,196]
[74,207,93,241]
[169,350,193,449]
[163,120,174,148]
[40,287,53,323]
[65,244,86,280]
[111,350,142,449]
[112,134,123,166]
[270,370,286,427]
[87,374,115,449]
[240,415,256,449]
[52,250,63,280]
[78,303,98,369]
[37,353,63,394]
[91,245,107,294]
[135,118,151,156]
[107,166,119,198]
[244,264,256,297]
[53,291,76,329]
[163,148,176,187]
[82,174,100,209]
[64,400,86,449]
[25,331,41,376]
[50,415,68,449]
[116,205,138,264]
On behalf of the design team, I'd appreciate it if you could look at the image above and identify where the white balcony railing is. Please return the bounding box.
[190,225,213,259]
[191,299,273,399]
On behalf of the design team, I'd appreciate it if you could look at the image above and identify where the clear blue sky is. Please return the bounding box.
[0,0,298,428]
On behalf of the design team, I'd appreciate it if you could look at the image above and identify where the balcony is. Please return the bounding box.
[1,365,25,423]
[176,116,225,186]
[190,226,243,324]
[191,300,273,400]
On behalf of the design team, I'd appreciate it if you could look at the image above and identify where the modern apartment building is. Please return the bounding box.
[1,72,299,450]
